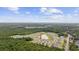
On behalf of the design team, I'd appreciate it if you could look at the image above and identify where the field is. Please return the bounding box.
[0,23,79,51]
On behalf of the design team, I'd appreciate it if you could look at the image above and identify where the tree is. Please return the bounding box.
[24,37,33,41]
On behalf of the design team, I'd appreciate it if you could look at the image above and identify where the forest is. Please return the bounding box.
[0,23,78,51]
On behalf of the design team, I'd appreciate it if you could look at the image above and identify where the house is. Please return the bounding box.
[40,34,49,40]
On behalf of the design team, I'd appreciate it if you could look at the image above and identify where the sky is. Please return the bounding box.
[0,7,79,23]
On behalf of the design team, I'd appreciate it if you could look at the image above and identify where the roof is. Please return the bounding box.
[41,34,49,40]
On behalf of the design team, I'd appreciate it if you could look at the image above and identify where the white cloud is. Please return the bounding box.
[7,7,19,11]
[40,7,64,22]
[73,13,79,16]
[73,8,79,16]
[40,8,79,23]
[40,7,63,15]
[48,8,63,14]
[26,11,31,15]
[40,7,47,13]
[74,8,79,13]
[7,7,19,14]
[49,14,64,21]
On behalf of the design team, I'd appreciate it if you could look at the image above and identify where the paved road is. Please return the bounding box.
[64,34,70,51]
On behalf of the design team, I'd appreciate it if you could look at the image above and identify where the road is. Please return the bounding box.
[64,34,70,51]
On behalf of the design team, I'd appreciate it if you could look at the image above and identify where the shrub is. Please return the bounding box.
[24,37,33,41]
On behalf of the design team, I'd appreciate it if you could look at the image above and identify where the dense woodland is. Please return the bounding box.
[0,23,79,51]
